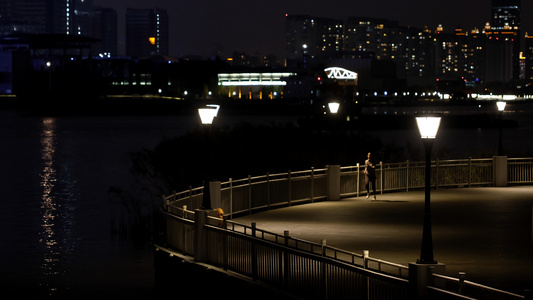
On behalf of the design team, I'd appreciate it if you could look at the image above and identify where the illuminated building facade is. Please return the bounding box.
[490,0,521,80]
[126,8,169,58]
[217,71,295,99]
[0,0,95,36]
[525,35,533,80]
[0,0,117,57]
[491,0,521,31]
[285,15,344,67]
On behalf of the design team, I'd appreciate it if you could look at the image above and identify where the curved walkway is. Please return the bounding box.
[234,186,533,295]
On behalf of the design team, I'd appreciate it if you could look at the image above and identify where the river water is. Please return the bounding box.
[0,109,302,299]
[0,102,532,299]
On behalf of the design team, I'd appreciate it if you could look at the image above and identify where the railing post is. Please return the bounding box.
[468,157,472,187]
[326,165,341,201]
[321,239,328,299]
[380,161,383,194]
[252,222,258,280]
[229,178,233,219]
[267,172,271,209]
[284,231,290,287]
[364,250,370,300]
[356,163,360,197]
[193,209,209,263]
[310,167,315,203]
[458,272,466,294]
[223,215,228,270]
[288,170,292,206]
[409,262,446,300]
[248,175,252,214]
[494,156,508,187]
[406,160,410,192]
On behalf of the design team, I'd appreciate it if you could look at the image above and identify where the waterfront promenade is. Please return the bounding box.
[233,186,533,295]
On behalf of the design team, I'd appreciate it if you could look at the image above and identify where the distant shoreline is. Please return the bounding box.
[1,94,532,121]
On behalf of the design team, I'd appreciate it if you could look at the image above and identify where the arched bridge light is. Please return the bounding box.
[198,104,220,125]
[324,67,357,80]
[416,116,441,139]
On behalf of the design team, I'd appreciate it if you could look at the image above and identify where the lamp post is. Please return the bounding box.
[415,116,441,264]
[198,104,220,210]
[496,101,506,156]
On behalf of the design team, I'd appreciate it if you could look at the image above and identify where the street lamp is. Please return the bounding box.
[328,102,340,114]
[415,116,441,264]
[496,101,506,156]
[198,104,220,125]
[198,104,220,210]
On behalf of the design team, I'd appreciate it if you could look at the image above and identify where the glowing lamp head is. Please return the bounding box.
[496,101,506,112]
[328,102,340,114]
[198,104,220,125]
[416,116,441,139]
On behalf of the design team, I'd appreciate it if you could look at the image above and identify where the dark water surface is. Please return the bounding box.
[0,110,301,299]
[0,112,200,298]
[0,103,532,299]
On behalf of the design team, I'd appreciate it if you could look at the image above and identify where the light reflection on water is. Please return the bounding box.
[38,117,77,297]
[39,117,60,295]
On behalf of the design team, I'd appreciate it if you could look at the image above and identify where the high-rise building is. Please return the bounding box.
[125,8,169,58]
[524,34,533,80]
[0,0,97,36]
[285,14,344,66]
[491,0,521,31]
[491,0,521,79]
[0,0,65,34]
[0,1,119,56]
[93,7,118,57]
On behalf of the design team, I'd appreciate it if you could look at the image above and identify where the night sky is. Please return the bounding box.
[93,0,533,58]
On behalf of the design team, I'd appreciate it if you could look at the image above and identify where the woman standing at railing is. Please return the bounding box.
[365,152,377,200]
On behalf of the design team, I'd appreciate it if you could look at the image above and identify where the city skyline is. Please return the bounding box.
[93,0,533,58]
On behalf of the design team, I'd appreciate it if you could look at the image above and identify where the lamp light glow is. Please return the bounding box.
[416,117,441,139]
[497,101,507,112]
[328,102,340,114]
[198,104,220,125]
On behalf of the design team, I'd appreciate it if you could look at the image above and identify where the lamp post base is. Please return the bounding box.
[409,262,446,300]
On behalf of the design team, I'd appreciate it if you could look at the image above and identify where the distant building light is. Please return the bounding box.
[218,72,295,87]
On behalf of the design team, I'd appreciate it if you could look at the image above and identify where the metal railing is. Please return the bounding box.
[161,157,533,299]
[428,273,530,300]
[339,158,495,198]
[204,221,410,300]
[221,168,328,217]
[508,158,533,184]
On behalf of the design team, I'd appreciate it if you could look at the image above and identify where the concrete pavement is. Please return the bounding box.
[234,186,533,295]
